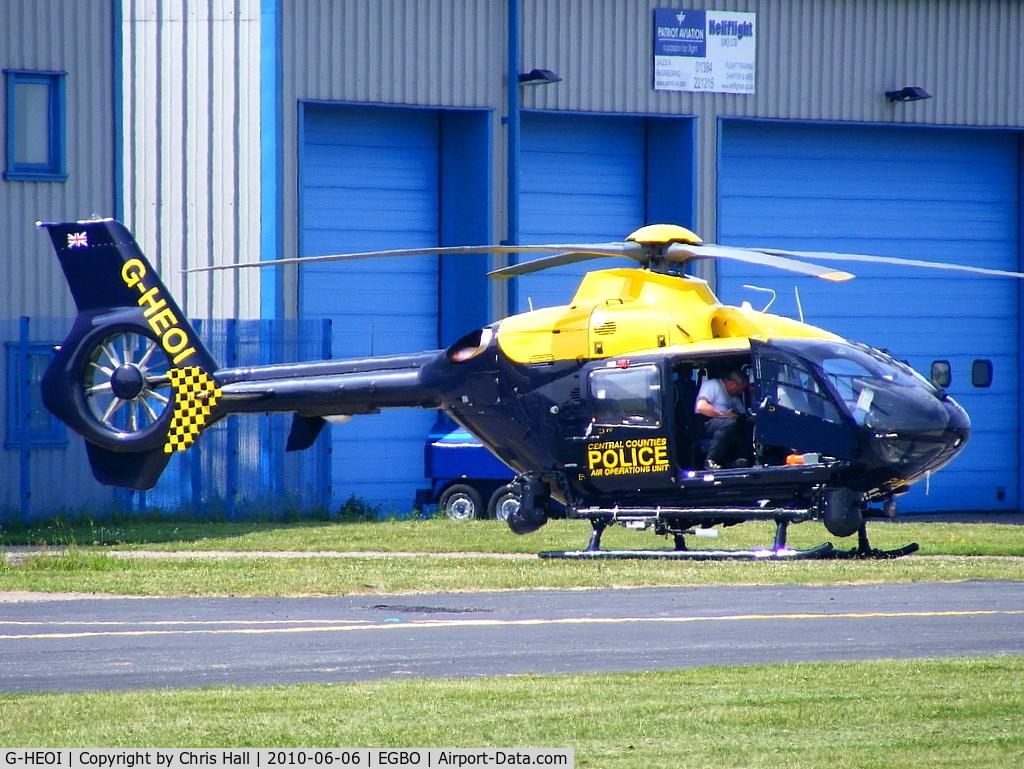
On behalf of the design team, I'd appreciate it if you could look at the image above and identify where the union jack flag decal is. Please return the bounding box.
[67,231,88,248]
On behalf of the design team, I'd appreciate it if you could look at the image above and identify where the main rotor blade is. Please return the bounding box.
[191,232,1024,283]
[487,248,642,279]
[757,248,1024,279]
[668,243,855,282]
[182,242,639,274]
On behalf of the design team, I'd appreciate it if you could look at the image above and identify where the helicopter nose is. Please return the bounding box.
[933,396,971,466]
[872,394,970,480]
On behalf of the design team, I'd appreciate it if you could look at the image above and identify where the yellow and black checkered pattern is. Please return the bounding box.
[163,366,222,453]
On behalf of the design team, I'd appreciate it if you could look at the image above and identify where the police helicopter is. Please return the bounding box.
[39,218,1020,559]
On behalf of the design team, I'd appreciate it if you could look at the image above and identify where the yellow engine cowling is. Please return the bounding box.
[496,268,838,364]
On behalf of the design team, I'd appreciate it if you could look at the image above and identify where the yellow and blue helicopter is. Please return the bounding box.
[40,218,1017,559]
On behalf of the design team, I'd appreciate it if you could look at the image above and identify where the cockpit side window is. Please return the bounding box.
[757,350,843,424]
[820,357,877,425]
[793,340,947,431]
[589,365,663,427]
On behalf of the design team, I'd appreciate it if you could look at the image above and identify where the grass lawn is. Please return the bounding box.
[2,516,1022,765]
[2,517,1023,597]
[2,658,1022,767]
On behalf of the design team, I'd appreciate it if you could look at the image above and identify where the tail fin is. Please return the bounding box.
[40,218,221,489]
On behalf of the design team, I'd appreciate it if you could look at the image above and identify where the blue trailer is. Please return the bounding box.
[417,415,521,520]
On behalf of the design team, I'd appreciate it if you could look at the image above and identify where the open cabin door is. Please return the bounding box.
[752,341,858,460]
[579,362,675,494]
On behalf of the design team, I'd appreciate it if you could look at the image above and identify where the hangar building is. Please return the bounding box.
[1,0,1022,517]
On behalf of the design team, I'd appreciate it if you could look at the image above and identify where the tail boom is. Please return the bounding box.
[213,351,446,416]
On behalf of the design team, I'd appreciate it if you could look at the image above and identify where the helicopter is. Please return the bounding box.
[39,218,1018,559]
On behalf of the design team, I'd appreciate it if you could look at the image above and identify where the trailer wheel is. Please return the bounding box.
[487,484,521,522]
[439,484,484,521]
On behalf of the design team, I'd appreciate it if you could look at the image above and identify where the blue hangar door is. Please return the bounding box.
[515,113,696,313]
[717,121,1020,513]
[515,113,674,313]
[300,104,442,513]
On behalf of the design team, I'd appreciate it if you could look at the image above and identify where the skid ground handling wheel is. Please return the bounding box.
[537,513,919,561]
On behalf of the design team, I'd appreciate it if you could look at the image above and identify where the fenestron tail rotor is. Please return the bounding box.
[82,329,174,439]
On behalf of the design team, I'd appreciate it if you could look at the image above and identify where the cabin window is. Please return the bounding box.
[589,364,662,427]
[766,339,951,433]
[971,359,993,388]
[930,360,952,388]
[758,352,843,425]
[4,70,67,182]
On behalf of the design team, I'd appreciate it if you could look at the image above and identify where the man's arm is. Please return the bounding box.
[695,383,738,419]
[696,397,737,419]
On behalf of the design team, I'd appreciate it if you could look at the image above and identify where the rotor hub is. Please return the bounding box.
[626,224,702,246]
[110,363,147,400]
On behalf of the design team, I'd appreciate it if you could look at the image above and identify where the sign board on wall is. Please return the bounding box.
[653,8,756,94]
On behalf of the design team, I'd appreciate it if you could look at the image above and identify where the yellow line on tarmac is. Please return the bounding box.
[1,609,1020,641]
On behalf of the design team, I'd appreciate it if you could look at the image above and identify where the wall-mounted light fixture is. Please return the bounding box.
[885,86,931,102]
[518,68,561,86]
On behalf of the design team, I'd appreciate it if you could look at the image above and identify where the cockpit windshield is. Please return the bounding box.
[768,339,950,432]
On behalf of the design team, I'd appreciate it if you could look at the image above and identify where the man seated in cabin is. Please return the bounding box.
[694,369,754,470]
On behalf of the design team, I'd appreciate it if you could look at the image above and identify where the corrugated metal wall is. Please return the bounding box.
[280,0,507,308]
[120,0,263,321]
[0,0,116,320]
[0,317,102,518]
[8,1,1023,322]
[276,0,1024,283]
[518,0,1024,240]
[1,2,117,512]
[287,0,504,107]
[273,0,1023,515]
[5,0,1024,518]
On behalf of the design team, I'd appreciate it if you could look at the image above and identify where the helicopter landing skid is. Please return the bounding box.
[538,542,835,561]
[538,517,919,561]
[827,523,920,559]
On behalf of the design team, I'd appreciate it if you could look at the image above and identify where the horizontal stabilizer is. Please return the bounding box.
[286,415,327,451]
